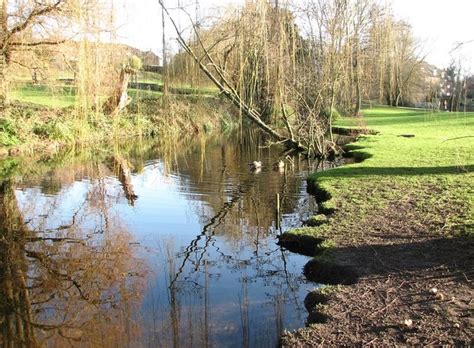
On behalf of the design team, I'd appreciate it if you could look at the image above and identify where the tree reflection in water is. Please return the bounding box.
[0,132,342,347]
[139,135,336,347]
[148,186,309,347]
[0,178,145,347]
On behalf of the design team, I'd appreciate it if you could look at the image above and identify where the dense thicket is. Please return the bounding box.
[166,0,425,156]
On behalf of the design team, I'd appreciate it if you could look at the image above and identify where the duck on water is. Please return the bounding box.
[249,161,262,171]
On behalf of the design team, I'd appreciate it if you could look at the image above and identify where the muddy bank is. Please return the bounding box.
[281,234,473,346]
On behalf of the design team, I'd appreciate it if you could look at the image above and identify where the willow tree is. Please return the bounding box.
[365,8,424,107]
[162,0,311,155]
[165,0,378,156]
[346,0,374,115]
[168,1,300,124]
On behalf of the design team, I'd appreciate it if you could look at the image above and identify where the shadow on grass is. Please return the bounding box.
[360,114,435,126]
[302,235,473,289]
[302,235,473,327]
[316,165,474,178]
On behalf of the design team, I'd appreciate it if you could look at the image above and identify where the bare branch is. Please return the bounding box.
[450,39,474,53]
[281,101,295,141]
[10,39,66,47]
[7,0,65,41]
[158,0,307,153]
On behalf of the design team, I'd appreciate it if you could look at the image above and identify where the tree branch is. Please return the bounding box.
[10,39,66,47]
[7,0,65,41]
[158,0,307,153]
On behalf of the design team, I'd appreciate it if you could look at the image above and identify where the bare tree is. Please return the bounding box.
[0,0,69,107]
[159,0,308,154]
[161,0,426,156]
[161,0,169,99]
[365,9,424,107]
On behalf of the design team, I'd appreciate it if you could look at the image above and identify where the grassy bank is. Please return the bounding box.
[9,76,219,108]
[297,107,473,238]
[281,107,473,345]
[1,83,235,158]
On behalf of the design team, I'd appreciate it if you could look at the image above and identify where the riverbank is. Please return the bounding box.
[0,93,235,159]
[280,107,473,345]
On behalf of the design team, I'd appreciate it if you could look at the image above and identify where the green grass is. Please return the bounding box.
[10,83,164,108]
[137,71,162,84]
[10,84,76,108]
[168,84,219,95]
[128,88,163,99]
[10,81,217,108]
[285,106,474,244]
[330,107,474,175]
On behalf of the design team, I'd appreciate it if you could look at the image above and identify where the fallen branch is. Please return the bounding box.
[158,1,307,154]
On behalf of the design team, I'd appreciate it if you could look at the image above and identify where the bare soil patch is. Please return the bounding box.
[281,186,473,346]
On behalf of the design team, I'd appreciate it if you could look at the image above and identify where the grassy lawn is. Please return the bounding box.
[280,106,473,345]
[10,83,165,108]
[10,81,218,108]
[290,106,474,239]
[10,84,77,108]
[137,71,162,84]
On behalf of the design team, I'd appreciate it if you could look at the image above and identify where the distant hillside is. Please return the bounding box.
[10,41,161,82]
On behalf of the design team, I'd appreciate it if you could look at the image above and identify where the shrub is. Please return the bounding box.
[33,120,74,142]
[320,107,342,121]
[0,119,20,146]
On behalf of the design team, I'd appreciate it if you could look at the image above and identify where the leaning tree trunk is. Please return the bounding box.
[103,68,132,116]
[159,1,308,155]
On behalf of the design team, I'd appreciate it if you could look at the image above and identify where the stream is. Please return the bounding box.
[1,133,342,347]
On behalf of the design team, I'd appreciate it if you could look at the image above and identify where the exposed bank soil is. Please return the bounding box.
[281,182,473,346]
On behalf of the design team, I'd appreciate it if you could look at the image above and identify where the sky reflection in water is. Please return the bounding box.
[11,135,337,347]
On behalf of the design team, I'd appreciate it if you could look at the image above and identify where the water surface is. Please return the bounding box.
[1,134,339,347]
